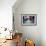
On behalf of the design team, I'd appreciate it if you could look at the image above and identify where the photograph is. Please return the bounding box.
[21,14,37,26]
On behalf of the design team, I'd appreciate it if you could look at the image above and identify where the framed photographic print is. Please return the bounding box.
[21,14,37,26]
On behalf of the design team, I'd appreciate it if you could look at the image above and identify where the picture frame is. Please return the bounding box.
[21,14,37,26]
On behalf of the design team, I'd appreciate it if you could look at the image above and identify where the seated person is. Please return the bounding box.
[15,33,22,46]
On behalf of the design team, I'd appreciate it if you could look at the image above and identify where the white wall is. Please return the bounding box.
[0,0,16,29]
[41,0,46,46]
[13,0,41,46]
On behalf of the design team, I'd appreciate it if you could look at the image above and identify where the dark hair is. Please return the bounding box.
[34,43,35,46]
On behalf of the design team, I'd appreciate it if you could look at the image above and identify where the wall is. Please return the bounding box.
[13,0,41,46]
[41,0,46,46]
[0,0,16,30]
